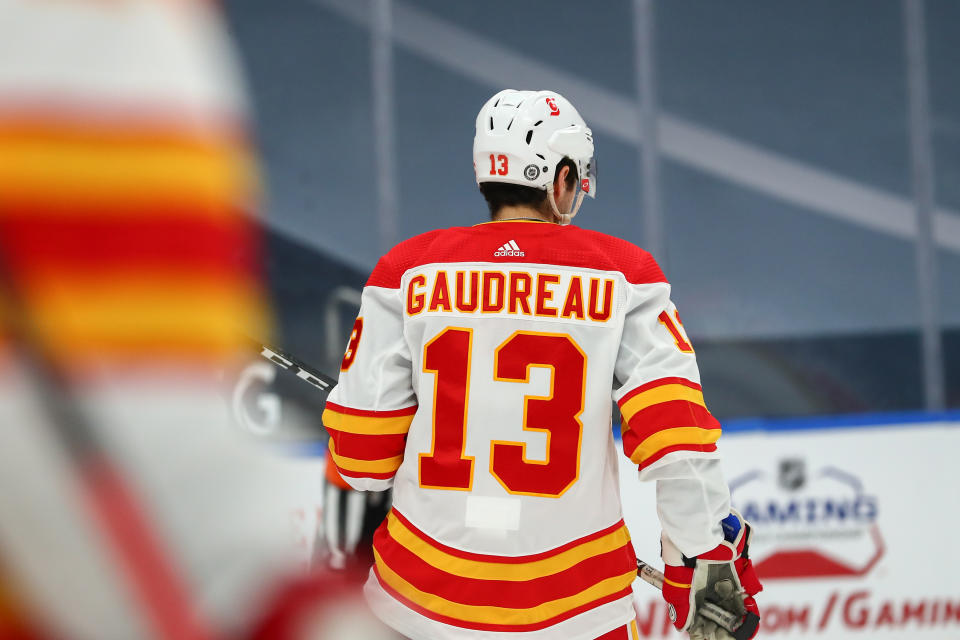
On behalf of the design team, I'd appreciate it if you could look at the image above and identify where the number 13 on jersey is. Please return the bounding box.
[418,328,586,498]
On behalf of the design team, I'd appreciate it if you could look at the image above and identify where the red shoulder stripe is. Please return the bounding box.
[364,224,668,289]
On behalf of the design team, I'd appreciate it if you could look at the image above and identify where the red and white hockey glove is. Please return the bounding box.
[661,511,762,640]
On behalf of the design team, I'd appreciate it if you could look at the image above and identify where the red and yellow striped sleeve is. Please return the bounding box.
[371,509,637,632]
[617,377,721,471]
[322,402,416,481]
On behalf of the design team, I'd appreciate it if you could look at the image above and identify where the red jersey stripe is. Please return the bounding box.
[374,526,635,608]
[326,427,407,461]
[324,402,418,418]
[0,215,260,275]
[372,562,634,632]
[622,400,721,444]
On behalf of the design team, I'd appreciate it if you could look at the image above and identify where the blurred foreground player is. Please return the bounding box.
[324,90,762,639]
[0,1,394,638]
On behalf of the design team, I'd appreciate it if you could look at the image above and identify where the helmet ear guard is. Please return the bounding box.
[546,125,596,199]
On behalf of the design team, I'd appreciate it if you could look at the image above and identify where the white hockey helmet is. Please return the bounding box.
[474,89,596,222]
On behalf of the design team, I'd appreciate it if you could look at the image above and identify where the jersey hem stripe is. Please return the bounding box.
[369,508,638,630]
[375,539,637,608]
[371,558,636,632]
[324,401,418,418]
[390,509,626,564]
[383,511,632,580]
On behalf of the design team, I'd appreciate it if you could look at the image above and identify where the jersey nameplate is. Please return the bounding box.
[405,268,615,323]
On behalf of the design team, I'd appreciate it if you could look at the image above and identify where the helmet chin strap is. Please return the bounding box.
[547,188,586,225]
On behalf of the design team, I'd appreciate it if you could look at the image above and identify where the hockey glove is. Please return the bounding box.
[661,510,762,640]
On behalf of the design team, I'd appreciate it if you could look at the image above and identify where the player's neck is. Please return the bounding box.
[492,205,559,224]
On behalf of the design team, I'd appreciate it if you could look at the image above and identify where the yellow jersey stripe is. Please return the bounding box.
[0,138,255,212]
[374,549,636,626]
[620,384,706,423]
[662,576,692,589]
[329,440,403,473]
[27,281,268,349]
[323,408,414,435]
[627,426,721,465]
[385,512,632,581]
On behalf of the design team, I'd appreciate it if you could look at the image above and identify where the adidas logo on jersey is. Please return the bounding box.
[494,240,525,257]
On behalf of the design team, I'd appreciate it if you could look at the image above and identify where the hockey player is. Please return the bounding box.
[324,90,762,640]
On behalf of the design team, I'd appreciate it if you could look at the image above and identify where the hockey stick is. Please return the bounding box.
[253,340,758,639]
[257,343,335,393]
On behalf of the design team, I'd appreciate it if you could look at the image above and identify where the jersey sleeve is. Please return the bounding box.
[649,457,730,557]
[613,275,722,477]
[322,255,416,492]
[613,264,731,556]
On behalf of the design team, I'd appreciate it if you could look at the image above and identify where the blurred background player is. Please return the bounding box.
[313,463,391,578]
[323,89,762,640]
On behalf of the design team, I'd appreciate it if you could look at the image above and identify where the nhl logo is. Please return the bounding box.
[523,164,541,181]
[778,458,806,492]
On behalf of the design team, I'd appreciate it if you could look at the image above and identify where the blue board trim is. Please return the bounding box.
[275,441,327,458]
[718,409,960,433]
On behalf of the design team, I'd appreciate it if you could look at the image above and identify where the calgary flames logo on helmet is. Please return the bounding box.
[545,97,560,116]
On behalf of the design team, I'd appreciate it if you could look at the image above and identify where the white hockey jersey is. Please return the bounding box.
[324,220,725,640]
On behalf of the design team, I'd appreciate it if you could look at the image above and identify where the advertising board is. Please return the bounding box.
[621,417,960,638]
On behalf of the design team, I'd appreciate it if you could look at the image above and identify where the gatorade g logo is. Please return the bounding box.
[546,97,560,116]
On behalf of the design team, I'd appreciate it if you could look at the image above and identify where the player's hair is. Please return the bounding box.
[479,157,578,218]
